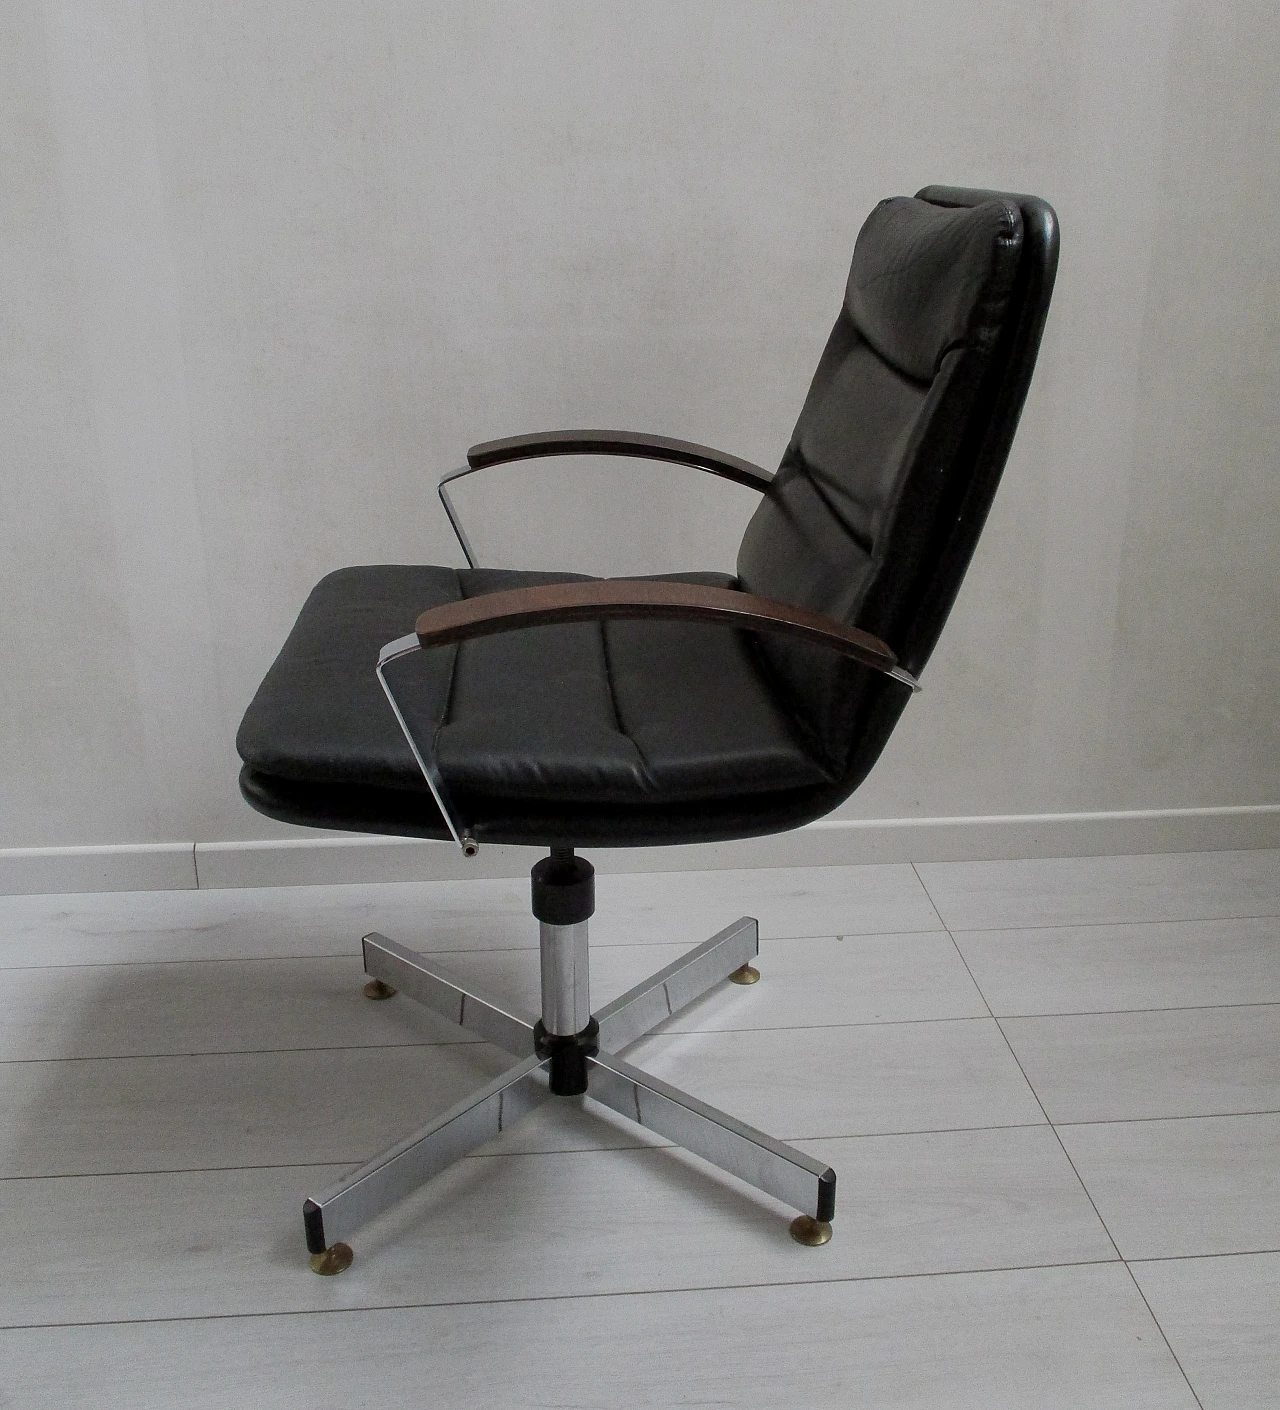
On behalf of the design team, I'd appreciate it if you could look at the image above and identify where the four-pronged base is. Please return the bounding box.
[300,914,835,1271]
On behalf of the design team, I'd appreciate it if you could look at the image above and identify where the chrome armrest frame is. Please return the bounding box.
[437,448,772,570]
[376,632,477,856]
[437,465,482,570]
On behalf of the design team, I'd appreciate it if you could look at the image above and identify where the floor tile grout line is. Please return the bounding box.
[921,909,1280,934]
[906,855,1109,1263]
[911,866,1136,1272]
[908,862,950,934]
[6,904,1278,970]
[1128,1247,1280,1265]
[14,1104,1280,1183]
[994,1012,1125,1258]
[982,990,1207,1410]
[10,975,1270,1066]
[0,1121,1061,1183]
[1055,1108,1280,1128]
[7,981,1278,1027]
[1,1161,409,1181]
[911,867,1004,1031]
[0,1039,488,1065]
[5,976,1279,1026]
[984,1000,1280,1020]
[0,1256,1130,1334]
[0,925,952,971]
[976,982,1215,1402]
[0,1013,1039,1068]
[1121,1261,1207,1410]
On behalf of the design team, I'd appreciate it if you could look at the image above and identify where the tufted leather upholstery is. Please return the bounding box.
[737,195,1025,767]
[846,197,1021,383]
[238,187,1058,848]
[238,565,830,804]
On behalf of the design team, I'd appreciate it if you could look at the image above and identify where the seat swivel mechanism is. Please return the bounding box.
[530,848,599,1095]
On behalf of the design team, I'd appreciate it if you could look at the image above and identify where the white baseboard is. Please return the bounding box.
[0,843,198,896]
[1,806,1276,895]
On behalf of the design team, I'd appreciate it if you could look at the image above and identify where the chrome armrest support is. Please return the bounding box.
[437,431,774,569]
[376,632,478,856]
[437,465,482,571]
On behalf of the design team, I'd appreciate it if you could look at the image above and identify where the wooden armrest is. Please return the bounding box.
[465,429,774,492]
[414,579,909,683]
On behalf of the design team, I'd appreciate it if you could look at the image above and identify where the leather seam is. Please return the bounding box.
[740,629,838,784]
[431,572,465,755]
[598,618,656,789]
[847,202,1020,384]
[849,202,1017,294]
[785,459,876,559]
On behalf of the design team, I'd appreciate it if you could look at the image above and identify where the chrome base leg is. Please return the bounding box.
[594,917,759,1052]
[361,932,537,1057]
[587,1050,835,1222]
[305,910,834,1269]
[303,1053,550,1256]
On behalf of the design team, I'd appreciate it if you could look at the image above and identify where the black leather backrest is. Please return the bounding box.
[737,188,1057,772]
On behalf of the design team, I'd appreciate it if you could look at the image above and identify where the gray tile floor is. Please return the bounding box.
[1,848,1277,1408]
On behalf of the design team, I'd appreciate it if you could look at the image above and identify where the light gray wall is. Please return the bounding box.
[3,0,1277,849]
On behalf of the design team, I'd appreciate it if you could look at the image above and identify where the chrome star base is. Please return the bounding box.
[303,861,835,1273]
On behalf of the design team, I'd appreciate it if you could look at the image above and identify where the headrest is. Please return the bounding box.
[845,196,1023,383]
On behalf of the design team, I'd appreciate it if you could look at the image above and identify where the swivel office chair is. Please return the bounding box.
[238,185,1059,1273]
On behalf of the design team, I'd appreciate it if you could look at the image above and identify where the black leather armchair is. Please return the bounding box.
[238,185,1059,1273]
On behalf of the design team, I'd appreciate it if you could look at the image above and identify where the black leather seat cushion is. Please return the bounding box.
[237,565,832,816]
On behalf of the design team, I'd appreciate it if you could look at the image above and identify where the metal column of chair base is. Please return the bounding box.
[303,862,836,1273]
